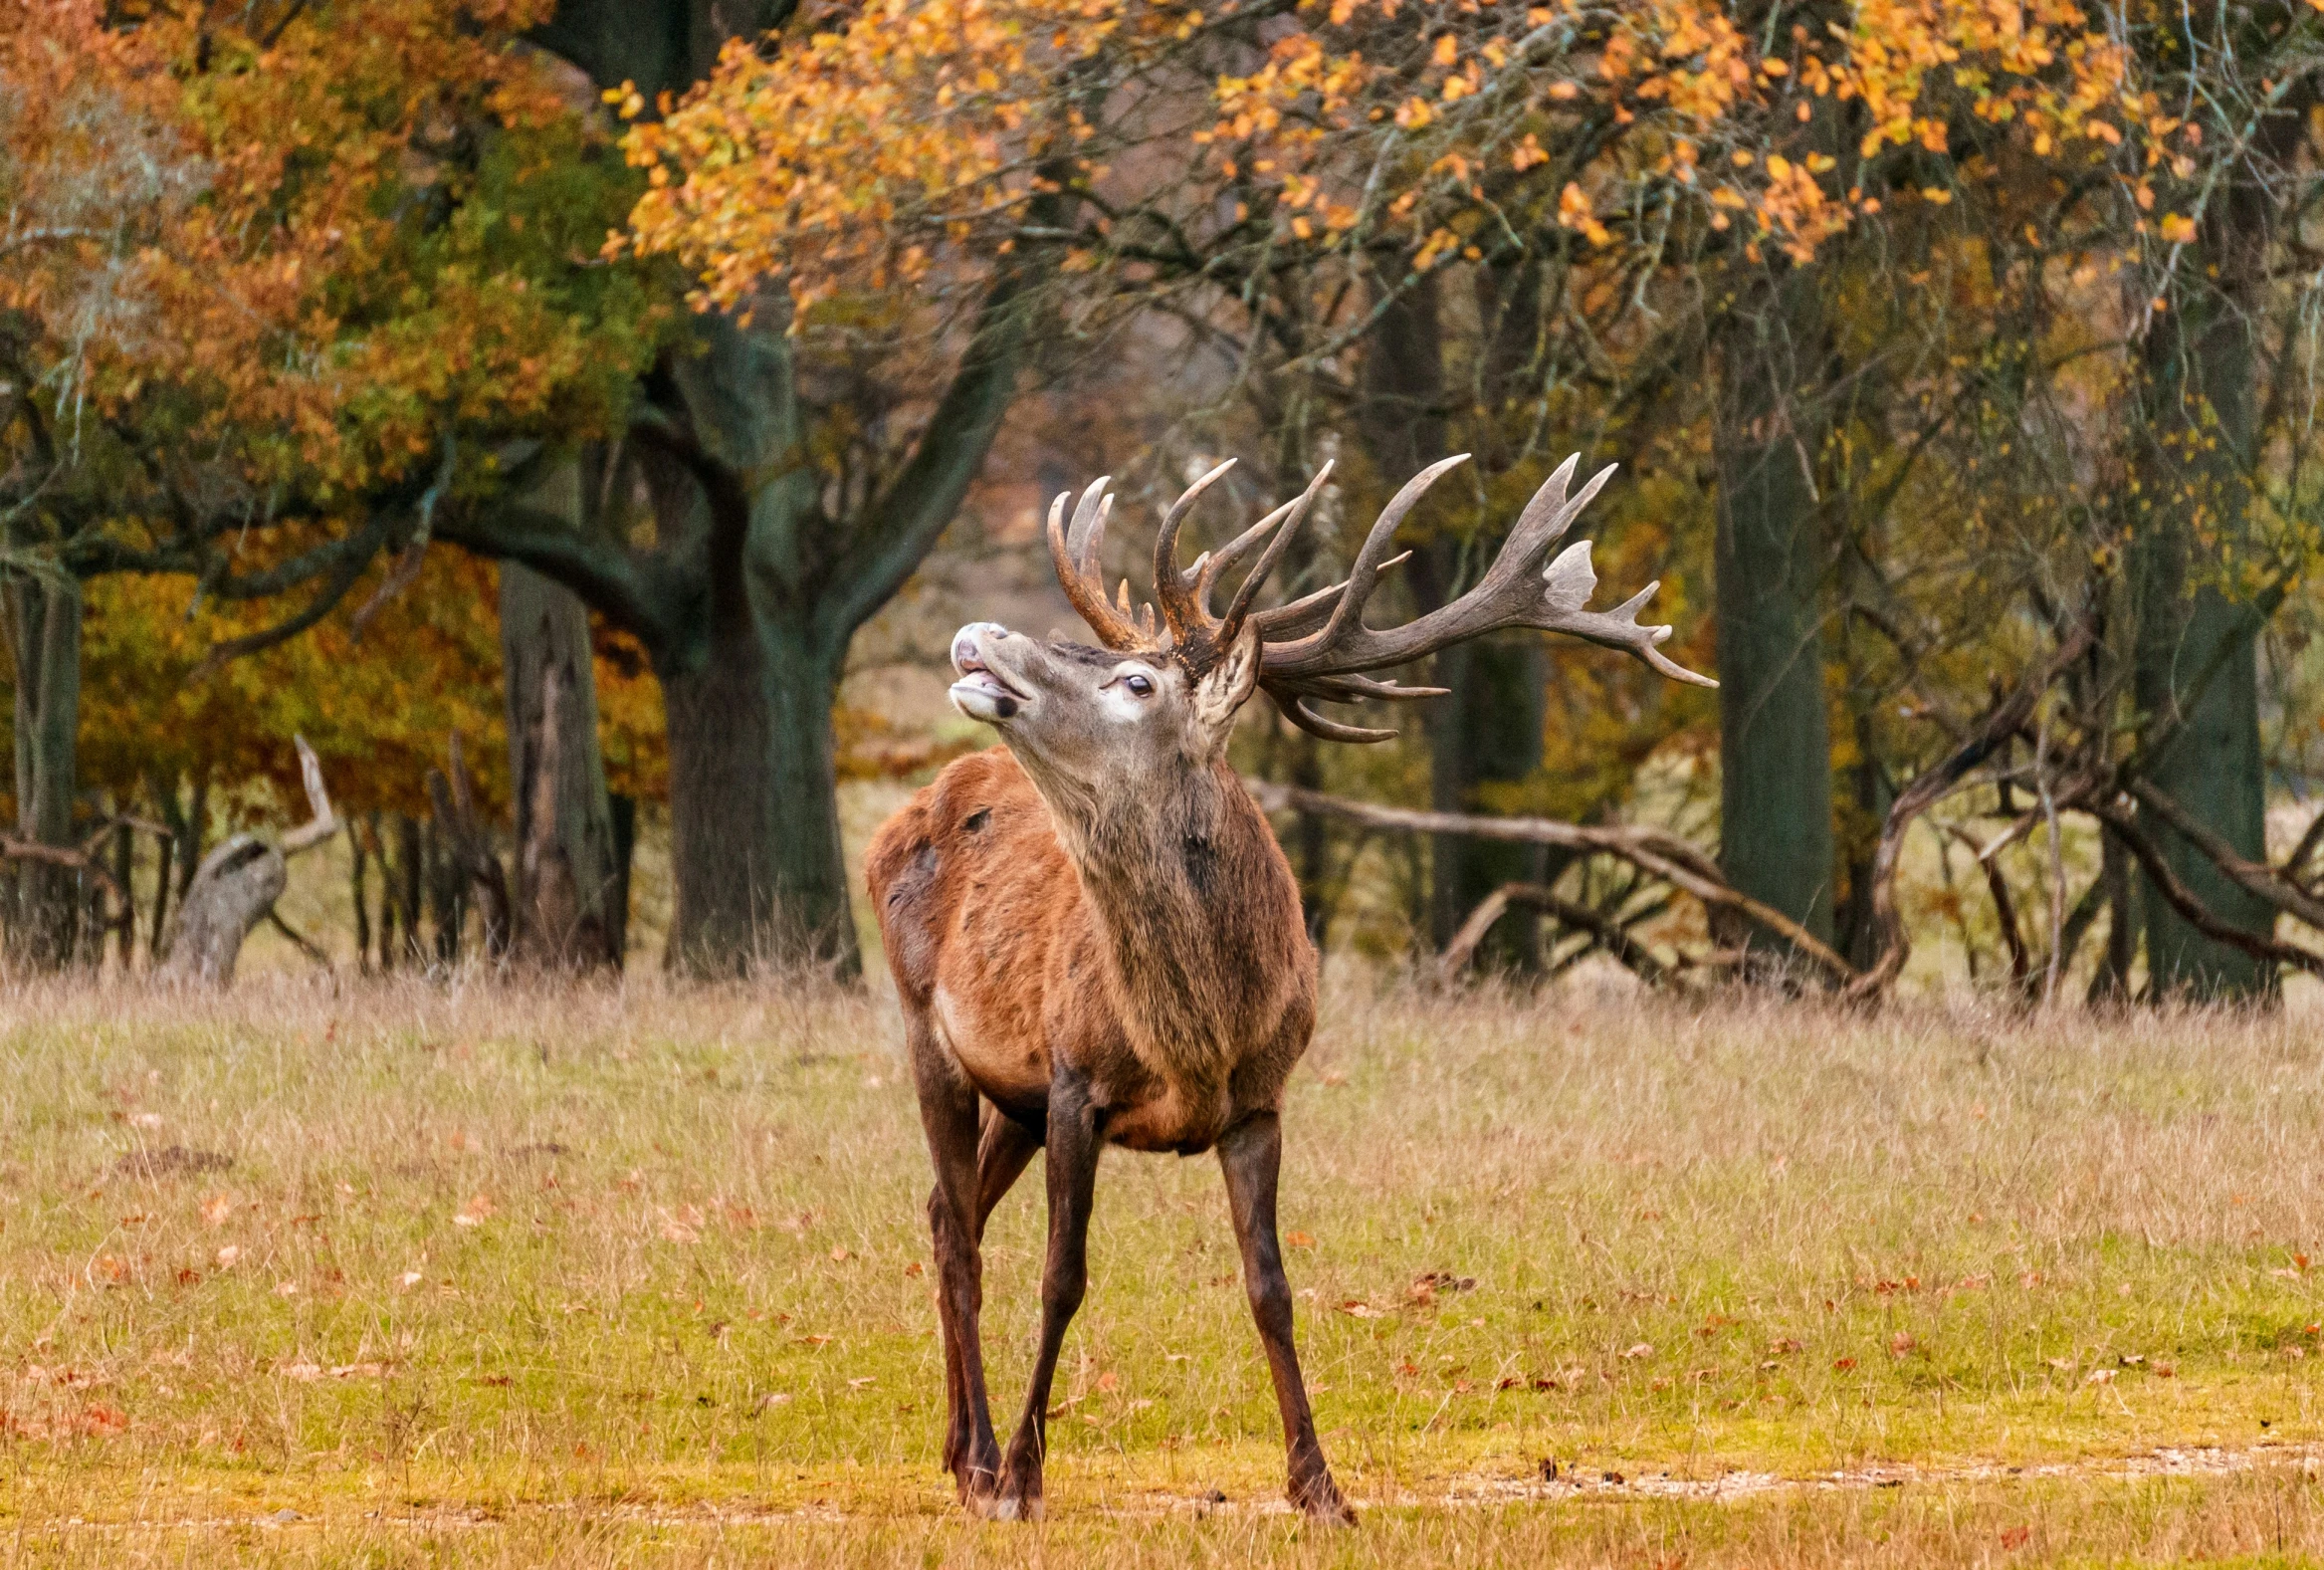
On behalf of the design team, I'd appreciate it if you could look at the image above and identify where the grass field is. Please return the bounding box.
[7,973,2324,1565]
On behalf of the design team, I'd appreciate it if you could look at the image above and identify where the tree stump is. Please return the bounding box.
[161,835,288,986]
[158,737,336,986]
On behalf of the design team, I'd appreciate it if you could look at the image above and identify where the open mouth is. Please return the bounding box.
[950,629,1029,723]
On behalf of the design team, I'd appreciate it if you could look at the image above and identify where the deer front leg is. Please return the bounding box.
[909,1035,1006,1509]
[1217,1110,1354,1524]
[995,1072,1104,1521]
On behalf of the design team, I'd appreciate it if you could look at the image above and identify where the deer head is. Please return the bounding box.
[950,451,1714,779]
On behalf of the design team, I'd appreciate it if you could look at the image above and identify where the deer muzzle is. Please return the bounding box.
[950,622,1029,724]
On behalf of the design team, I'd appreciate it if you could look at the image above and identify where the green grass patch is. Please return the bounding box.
[4,977,2324,1563]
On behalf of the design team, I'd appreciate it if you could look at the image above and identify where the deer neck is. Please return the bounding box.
[1029,753,1297,1072]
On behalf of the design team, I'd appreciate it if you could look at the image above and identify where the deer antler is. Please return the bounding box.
[1046,476,1152,649]
[1045,451,1714,742]
[1252,453,1716,740]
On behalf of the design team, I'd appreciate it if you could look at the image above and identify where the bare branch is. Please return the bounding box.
[1438,880,1670,986]
[278,735,338,857]
[2086,799,2324,980]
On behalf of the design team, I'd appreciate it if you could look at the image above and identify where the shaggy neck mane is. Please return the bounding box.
[1035,754,1294,1071]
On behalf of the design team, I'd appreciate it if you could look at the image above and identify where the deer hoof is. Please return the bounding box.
[1291,1479,1357,1526]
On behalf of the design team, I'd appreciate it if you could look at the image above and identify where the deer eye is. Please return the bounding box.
[1124,673,1155,698]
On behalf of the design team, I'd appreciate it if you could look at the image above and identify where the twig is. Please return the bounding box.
[265,908,331,969]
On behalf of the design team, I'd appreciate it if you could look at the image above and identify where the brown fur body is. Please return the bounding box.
[867,746,1316,1155]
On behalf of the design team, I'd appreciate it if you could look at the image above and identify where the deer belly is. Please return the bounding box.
[931,985,1051,1108]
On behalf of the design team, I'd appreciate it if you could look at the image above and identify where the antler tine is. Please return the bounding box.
[1280,453,1468,666]
[1487,456,1617,591]
[1535,549,1720,687]
[1247,550,1411,642]
[1216,461,1335,644]
[1192,492,1306,611]
[1046,481,1144,649]
[1282,698,1400,745]
[1152,459,1236,644]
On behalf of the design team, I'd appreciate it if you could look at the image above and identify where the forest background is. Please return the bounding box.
[9,0,2324,1006]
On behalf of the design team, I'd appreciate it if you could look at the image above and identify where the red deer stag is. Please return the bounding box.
[865,452,1713,1522]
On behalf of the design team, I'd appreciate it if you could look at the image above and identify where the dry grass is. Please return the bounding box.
[4,972,2324,1565]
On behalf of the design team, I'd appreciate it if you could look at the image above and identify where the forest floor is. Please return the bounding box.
[5,975,2324,1566]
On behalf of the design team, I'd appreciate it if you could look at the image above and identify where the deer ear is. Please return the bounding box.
[1192,623,1262,742]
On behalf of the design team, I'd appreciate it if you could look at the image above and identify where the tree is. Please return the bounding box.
[0,0,663,964]
[425,0,1081,975]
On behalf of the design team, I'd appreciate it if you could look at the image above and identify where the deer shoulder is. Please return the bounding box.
[866,746,1123,1115]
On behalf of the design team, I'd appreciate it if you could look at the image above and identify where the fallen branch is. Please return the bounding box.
[0,813,174,906]
[2127,780,2324,932]
[1246,779,1856,986]
[2084,796,2324,979]
[1845,621,2097,1002]
[1438,882,1670,986]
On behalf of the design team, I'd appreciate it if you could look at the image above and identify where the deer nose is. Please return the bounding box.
[951,622,1010,675]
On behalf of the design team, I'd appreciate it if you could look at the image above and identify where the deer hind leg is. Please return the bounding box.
[1218,1110,1355,1524]
[909,1024,1006,1508]
[931,1108,1040,1480]
[975,1103,1042,1239]
[995,1072,1104,1521]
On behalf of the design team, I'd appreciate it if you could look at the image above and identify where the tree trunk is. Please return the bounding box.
[367,812,395,972]
[1713,273,1837,957]
[1357,271,1553,963]
[2130,243,2275,1001]
[429,740,514,961]
[661,618,851,976]
[395,813,425,970]
[502,540,621,968]
[1836,703,1892,969]
[5,573,81,970]
[347,819,372,974]
[2091,825,2137,1005]
[1423,638,1550,965]
[111,816,132,971]
[147,782,175,967]
[607,791,635,967]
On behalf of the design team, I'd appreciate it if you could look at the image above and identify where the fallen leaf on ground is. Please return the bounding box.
[78,1405,127,1437]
